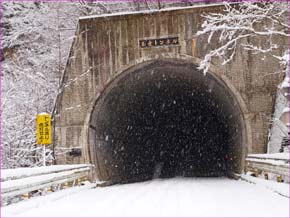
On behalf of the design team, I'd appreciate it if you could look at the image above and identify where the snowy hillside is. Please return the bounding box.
[268,90,289,153]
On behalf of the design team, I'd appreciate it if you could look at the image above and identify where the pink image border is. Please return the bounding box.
[0,0,289,218]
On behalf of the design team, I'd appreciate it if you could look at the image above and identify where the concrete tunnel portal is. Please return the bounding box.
[88,60,245,184]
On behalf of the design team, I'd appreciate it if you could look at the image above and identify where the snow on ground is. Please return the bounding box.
[241,174,289,197]
[2,177,289,217]
[2,183,95,215]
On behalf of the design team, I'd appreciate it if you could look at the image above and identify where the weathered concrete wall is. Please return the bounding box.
[54,4,285,166]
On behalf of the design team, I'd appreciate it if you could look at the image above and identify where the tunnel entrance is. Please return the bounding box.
[89,60,245,183]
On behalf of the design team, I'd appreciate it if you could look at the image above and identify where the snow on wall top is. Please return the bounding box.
[79,3,227,21]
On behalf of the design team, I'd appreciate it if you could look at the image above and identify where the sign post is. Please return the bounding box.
[37,113,52,166]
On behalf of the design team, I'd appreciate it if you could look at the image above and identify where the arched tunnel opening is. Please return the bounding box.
[89,60,245,184]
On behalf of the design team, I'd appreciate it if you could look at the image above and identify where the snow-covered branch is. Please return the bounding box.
[196,2,289,74]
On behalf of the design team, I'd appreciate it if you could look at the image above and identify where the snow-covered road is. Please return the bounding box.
[3,177,289,217]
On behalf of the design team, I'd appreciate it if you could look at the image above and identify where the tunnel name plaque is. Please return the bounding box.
[139,37,179,48]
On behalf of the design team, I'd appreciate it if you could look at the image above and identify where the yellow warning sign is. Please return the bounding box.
[37,113,52,145]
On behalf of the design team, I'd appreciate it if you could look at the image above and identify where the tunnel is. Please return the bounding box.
[88,60,245,184]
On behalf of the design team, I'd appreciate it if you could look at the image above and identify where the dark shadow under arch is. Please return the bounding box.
[88,60,246,183]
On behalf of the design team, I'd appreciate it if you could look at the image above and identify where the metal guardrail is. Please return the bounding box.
[1,164,93,205]
[247,153,289,163]
[245,154,289,182]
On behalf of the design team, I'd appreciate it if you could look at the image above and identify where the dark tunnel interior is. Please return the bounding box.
[89,60,244,183]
